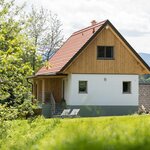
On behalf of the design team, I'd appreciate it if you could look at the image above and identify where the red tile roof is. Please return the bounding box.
[36,20,107,75]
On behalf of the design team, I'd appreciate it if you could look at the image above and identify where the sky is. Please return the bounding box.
[16,0,150,53]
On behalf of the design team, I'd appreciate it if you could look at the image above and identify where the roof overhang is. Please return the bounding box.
[29,20,150,76]
[28,73,67,79]
[60,20,150,74]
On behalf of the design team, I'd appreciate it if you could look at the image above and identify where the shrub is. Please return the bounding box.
[0,100,39,120]
[0,104,18,120]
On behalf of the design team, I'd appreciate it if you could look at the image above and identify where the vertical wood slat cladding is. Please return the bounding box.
[64,26,148,74]
[35,78,62,103]
[37,80,42,102]
[45,78,62,103]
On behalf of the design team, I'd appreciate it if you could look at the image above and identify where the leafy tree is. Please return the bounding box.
[139,75,150,83]
[26,6,63,62]
[0,0,40,111]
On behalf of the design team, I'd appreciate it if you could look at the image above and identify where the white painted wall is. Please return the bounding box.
[64,74,139,106]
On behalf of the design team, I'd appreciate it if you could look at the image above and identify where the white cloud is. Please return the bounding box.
[16,0,150,53]
[126,34,150,53]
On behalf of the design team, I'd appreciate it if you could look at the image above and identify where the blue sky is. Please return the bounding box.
[16,0,150,53]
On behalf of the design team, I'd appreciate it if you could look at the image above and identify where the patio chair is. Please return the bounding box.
[69,109,80,118]
[60,109,71,118]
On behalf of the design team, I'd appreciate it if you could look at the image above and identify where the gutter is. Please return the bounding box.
[27,72,68,79]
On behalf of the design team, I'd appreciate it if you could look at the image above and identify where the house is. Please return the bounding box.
[30,20,150,117]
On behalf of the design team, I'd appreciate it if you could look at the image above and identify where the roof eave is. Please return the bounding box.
[28,72,67,79]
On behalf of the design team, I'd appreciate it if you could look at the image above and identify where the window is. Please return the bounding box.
[79,81,87,93]
[123,82,131,93]
[97,46,114,59]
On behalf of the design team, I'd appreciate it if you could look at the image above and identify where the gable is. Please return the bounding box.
[63,25,150,75]
[35,20,106,75]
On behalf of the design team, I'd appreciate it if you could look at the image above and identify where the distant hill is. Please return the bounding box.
[139,53,150,66]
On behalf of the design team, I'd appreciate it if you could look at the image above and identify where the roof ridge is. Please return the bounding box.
[72,20,107,36]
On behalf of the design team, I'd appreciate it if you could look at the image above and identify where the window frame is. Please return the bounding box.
[78,81,88,94]
[122,81,131,94]
[97,46,114,60]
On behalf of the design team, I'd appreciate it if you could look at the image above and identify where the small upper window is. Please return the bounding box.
[123,81,131,94]
[97,46,114,59]
[79,81,87,93]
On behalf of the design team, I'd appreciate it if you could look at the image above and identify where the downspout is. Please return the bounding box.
[27,78,33,101]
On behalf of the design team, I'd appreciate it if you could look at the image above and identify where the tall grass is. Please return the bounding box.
[0,115,150,150]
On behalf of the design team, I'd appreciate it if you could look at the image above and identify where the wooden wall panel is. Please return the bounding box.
[44,78,62,103]
[64,26,148,74]
[34,78,62,103]
[36,80,42,102]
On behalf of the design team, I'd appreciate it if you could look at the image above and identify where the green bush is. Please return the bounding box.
[0,104,18,120]
[17,100,36,118]
[0,100,39,121]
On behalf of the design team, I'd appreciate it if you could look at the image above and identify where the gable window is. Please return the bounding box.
[122,81,131,94]
[97,46,114,59]
[79,81,87,93]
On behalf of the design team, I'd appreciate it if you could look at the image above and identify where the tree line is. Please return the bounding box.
[0,0,63,119]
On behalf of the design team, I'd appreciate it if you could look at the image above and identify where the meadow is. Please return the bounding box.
[0,115,150,150]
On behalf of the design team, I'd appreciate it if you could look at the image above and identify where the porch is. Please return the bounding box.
[32,75,67,117]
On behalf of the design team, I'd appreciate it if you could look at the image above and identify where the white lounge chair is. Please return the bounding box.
[69,109,80,118]
[53,109,80,118]
[60,109,71,118]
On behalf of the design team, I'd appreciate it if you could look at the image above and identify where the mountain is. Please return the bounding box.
[139,53,150,66]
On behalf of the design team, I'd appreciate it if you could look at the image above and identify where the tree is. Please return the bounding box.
[139,74,150,83]
[0,0,39,108]
[26,6,63,62]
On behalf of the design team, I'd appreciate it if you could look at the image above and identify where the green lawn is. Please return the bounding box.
[1,115,150,150]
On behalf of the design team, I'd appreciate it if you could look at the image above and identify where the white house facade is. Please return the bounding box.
[64,74,138,116]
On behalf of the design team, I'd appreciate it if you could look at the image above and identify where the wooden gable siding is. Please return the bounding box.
[63,26,149,74]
